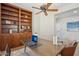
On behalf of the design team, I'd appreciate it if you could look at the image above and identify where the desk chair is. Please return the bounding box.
[5,44,11,56]
[60,42,78,56]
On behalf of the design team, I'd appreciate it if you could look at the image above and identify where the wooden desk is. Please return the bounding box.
[25,39,64,56]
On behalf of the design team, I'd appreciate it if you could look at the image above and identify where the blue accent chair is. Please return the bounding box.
[32,35,38,43]
[27,35,38,47]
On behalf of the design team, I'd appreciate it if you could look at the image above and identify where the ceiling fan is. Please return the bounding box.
[32,3,58,16]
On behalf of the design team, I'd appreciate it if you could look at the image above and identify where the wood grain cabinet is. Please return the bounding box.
[0,3,32,51]
[1,34,10,51]
[0,39,1,51]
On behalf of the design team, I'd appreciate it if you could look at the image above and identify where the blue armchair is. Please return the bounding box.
[32,35,38,43]
[26,35,38,47]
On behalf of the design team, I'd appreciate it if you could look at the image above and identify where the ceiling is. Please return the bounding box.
[56,7,79,19]
[11,3,79,15]
[11,3,73,12]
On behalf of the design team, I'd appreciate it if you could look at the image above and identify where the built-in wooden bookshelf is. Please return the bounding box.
[0,3,1,51]
[0,3,32,51]
[1,4,19,33]
[20,9,32,32]
[0,3,32,33]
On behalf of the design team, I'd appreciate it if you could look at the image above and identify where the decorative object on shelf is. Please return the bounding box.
[14,21,16,24]
[21,25,26,29]
[24,15,28,18]
[27,26,30,29]
[9,29,12,34]
[20,25,27,32]
[23,20,28,22]
[5,20,11,24]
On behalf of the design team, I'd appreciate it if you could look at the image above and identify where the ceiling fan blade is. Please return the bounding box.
[45,3,52,9]
[44,11,48,16]
[47,9,58,11]
[32,6,40,10]
[35,11,42,15]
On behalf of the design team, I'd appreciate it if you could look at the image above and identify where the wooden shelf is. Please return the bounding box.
[21,12,32,16]
[20,22,32,25]
[1,28,18,33]
[20,19,31,22]
[1,14,18,18]
[1,5,19,13]
[21,16,31,20]
[1,24,18,25]
[2,11,18,17]
[1,17,18,21]
[1,27,18,29]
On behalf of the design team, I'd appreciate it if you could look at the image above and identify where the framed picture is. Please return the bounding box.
[67,21,79,31]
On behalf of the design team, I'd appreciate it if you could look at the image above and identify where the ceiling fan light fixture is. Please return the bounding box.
[32,3,58,16]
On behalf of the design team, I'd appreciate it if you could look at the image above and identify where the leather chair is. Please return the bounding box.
[5,44,11,56]
[73,42,78,47]
[60,42,78,56]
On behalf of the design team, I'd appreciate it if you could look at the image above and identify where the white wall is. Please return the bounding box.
[56,16,79,42]
[40,13,55,40]
[55,4,79,42]
[32,12,55,41]
[32,4,79,41]
[32,14,40,35]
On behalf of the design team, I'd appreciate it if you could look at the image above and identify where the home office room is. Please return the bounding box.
[0,0,79,57]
